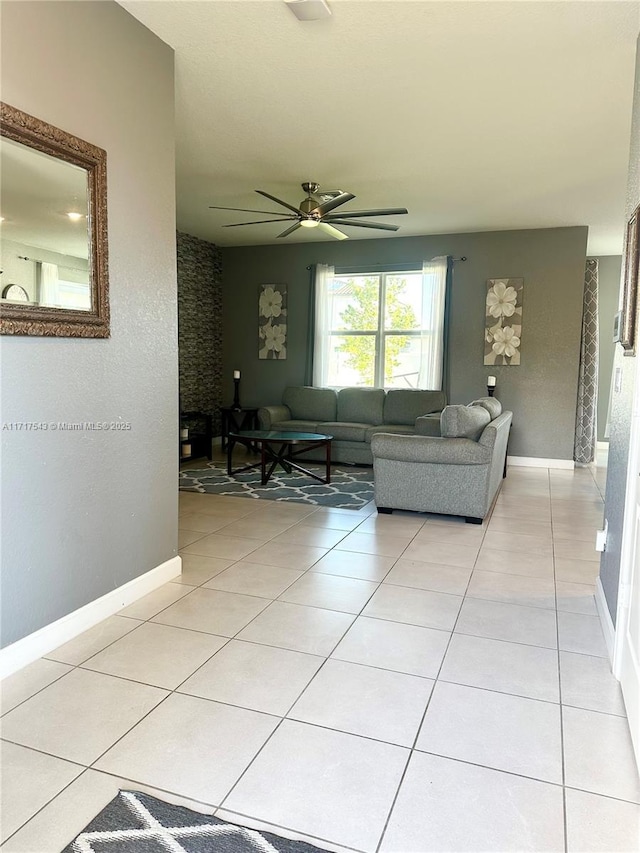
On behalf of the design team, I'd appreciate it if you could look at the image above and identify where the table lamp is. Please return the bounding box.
[232,370,241,410]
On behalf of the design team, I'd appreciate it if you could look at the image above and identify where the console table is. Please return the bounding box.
[220,406,259,451]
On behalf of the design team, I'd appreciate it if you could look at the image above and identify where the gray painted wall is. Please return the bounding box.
[0,1,178,647]
[594,255,622,442]
[601,34,640,624]
[221,226,588,460]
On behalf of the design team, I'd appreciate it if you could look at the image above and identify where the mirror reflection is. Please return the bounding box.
[0,136,91,312]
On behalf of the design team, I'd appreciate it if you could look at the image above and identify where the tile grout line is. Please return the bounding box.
[0,765,94,847]
[0,665,77,719]
[1,682,192,844]
[4,718,638,853]
[6,472,618,852]
[374,501,491,853]
[8,575,611,726]
[210,573,382,830]
[550,466,569,853]
[188,503,424,829]
[213,806,367,853]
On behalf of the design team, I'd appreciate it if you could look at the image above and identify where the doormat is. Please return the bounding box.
[64,789,329,852]
[179,462,374,510]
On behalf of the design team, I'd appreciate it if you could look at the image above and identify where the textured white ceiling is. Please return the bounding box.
[120,0,639,253]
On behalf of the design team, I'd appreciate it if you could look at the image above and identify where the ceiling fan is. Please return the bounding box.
[209,182,408,240]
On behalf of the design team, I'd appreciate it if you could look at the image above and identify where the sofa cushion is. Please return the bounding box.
[282,386,337,422]
[383,389,446,425]
[470,397,503,419]
[271,419,320,433]
[441,404,491,441]
[318,422,368,442]
[365,424,415,443]
[415,415,441,436]
[337,387,385,425]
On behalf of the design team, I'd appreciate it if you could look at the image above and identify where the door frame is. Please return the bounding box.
[612,360,640,765]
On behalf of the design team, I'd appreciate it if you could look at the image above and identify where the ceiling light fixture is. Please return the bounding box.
[67,212,83,221]
[285,0,332,22]
[300,219,320,228]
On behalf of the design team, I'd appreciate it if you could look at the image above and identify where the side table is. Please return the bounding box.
[180,411,213,462]
[220,406,259,451]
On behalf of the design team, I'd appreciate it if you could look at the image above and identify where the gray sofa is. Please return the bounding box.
[371,397,512,523]
[258,386,446,465]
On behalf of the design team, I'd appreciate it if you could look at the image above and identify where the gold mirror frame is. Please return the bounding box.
[621,202,640,356]
[0,103,109,337]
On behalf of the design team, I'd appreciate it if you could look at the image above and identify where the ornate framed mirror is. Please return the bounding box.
[0,102,109,337]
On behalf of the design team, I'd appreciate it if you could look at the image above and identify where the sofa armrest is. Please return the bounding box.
[258,405,291,430]
[371,433,492,465]
[478,411,513,449]
[415,414,441,436]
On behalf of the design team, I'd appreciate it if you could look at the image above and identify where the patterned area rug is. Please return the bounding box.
[179,461,374,509]
[64,790,328,852]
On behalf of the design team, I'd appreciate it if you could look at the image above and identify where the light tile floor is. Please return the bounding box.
[2,460,640,852]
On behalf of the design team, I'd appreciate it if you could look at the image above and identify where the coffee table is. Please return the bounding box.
[227,430,333,486]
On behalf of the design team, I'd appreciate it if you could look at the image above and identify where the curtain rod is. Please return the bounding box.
[18,255,88,274]
[306,257,466,271]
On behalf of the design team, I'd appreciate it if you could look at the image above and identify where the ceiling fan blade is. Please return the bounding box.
[318,222,349,241]
[255,190,301,215]
[209,205,289,215]
[317,192,356,216]
[324,208,408,219]
[327,219,400,232]
[277,222,303,238]
[223,218,298,228]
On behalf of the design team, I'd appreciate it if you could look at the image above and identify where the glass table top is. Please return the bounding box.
[229,430,333,442]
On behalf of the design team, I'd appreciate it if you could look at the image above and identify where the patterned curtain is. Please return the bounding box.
[574,259,599,464]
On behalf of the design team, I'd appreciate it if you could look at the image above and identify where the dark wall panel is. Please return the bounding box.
[221,226,588,460]
[177,231,222,431]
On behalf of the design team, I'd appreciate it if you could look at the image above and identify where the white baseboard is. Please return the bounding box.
[0,555,182,680]
[507,456,575,470]
[595,576,616,663]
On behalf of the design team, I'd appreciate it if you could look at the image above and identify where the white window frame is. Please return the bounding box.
[313,259,448,391]
[330,270,423,389]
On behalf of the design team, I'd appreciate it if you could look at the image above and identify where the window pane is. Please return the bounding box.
[56,279,91,310]
[384,334,431,388]
[331,276,379,331]
[384,274,423,331]
[326,334,376,387]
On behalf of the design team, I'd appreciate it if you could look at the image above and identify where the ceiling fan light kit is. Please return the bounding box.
[285,0,332,22]
[209,182,408,241]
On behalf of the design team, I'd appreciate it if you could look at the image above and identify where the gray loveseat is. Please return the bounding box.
[372,397,512,523]
[258,386,446,465]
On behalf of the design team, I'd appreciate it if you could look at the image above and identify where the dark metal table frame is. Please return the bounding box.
[220,407,259,452]
[227,431,332,486]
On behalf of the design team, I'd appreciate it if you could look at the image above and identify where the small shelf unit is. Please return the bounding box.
[180,411,213,463]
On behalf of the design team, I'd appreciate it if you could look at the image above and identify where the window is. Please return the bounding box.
[55,278,91,310]
[313,258,448,389]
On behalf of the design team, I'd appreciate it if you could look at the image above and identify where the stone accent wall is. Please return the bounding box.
[177,231,222,433]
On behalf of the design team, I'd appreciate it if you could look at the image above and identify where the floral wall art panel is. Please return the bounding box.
[258,283,287,360]
[484,278,523,365]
